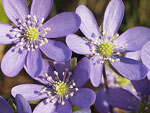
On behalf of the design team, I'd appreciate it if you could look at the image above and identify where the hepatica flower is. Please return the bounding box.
[11,58,95,113]
[66,0,150,87]
[0,94,32,113]
[104,77,150,112]
[0,0,80,77]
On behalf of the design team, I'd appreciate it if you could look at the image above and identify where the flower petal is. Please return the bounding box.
[71,57,90,87]
[54,59,71,81]
[66,34,94,55]
[42,12,81,38]
[70,88,95,108]
[3,0,29,25]
[15,94,32,113]
[35,59,55,85]
[56,99,72,113]
[103,0,124,37]
[33,100,57,113]
[125,50,141,61]
[30,0,53,21]
[105,87,140,111]
[0,23,18,44]
[73,108,91,113]
[90,55,103,87]
[115,27,150,52]
[40,39,72,62]
[111,56,148,80]
[95,88,112,113]
[24,49,42,77]
[11,84,48,101]
[0,96,14,113]
[75,5,100,41]
[141,41,150,70]
[1,44,27,77]
[131,77,150,100]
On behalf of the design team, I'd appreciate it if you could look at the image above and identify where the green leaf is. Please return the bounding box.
[71,57,77,71]
[72,105,81,112]
[28,99,41,104]
[8,98,17,113]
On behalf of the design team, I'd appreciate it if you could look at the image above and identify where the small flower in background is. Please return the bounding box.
[104,76,150,112]
[0,0,80,77]
[66,0,150,87]
[0,94,32,113]
[11,58,95,113]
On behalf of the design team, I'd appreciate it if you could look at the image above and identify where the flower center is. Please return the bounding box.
[24,27,39,40]
[11,15,51,51]
[53,81,68,96]
[99,42,114,56]
[39,69,79,105]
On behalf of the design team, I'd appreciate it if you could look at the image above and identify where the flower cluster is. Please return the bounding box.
[0,0,150,113]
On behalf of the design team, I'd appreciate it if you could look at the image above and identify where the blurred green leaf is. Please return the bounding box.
[0,0,10,23]
[8,98,17,113]
[71,57,77,71]
[28,99,41,104]
[72,105,81,112]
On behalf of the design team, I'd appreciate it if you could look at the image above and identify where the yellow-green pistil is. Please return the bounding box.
[99,42,114,55]
[24,27,39,40]
[53,81,68,96]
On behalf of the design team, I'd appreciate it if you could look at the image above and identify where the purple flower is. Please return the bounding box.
[66,0,150,87]
[11,58,95,113]
[104,77,150,112]
[0,94,32,113]
[0,0,81,77]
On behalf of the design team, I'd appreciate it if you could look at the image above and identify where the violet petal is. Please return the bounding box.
[111,56,148,80]
[56,99,72,113]
[24,49,42,77]
[11,84,48,101]
[75,5,100,41]
[115,27,150,52]
[66,34,94,55]
[0,96,14,113]
[105,87,140,111]
[0,23,18,44]
[35,59,55,85]
[141,41,150,70]
[3,0,29,25]
[40,39,72,62]
[15,94,32,113]
[70,88,95,108]
[42,12,81,38]
[90,55,103,87]
[71,57,90,87]
[95,88,111,113]
[103,0,124,38]
[54,59,71,81]
[131,76,150,100]
[33,100,57,113]
[30,0,53,21]
[1,44,27,77]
